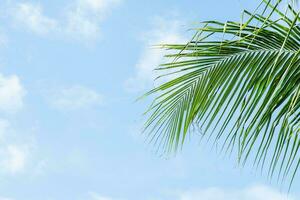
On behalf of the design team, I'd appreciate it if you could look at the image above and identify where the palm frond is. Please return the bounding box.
[143,2,300,187]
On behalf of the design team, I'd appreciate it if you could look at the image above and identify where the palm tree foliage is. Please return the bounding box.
[143,0,300,187]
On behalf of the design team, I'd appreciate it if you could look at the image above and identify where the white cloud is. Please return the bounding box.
[0,119,10,141]
[0,197,14,200]
[10,0,121,42]
[0,144,29,174]
[49,85,103,110]
[0,73,32,176]
[125,16,187,92]
[0,71,32,176]
[88,185,295,200]
[65,0,121,41]
[89,192,123,200]
[12,2,57,35]
[0,74,26,113]
[0,120,32,175]
[174,185,293,200]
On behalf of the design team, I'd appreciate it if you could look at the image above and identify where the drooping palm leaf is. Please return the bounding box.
[143,1,300,187]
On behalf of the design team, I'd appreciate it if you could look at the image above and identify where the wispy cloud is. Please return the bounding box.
[0,197,14,200]
[48,85,103,110]
[125,16,187,92]
[12,2,57,36]
[0,119,10,141]
[0,72,34,175]
[88,185,294,200]
[65,0,121,41]
[10,0,121,42]
[0,144,30,174]
[89,192,122,200]
[0,73,26,113]
[0,119,32,175]
[173,185,293,200]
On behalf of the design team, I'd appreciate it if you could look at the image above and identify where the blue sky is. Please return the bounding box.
[0,0,299,199]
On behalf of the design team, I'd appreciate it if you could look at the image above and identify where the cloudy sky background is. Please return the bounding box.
[0,0,299,199]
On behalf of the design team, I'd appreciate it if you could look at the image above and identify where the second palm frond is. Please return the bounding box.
[143,2,300,187]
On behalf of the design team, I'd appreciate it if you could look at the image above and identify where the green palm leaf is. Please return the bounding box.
[143,1,300,187]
